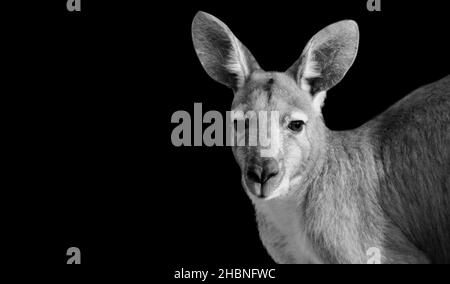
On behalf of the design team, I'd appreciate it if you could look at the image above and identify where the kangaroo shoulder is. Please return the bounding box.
[370,75,450,142]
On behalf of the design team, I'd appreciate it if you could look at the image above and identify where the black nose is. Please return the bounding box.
[247,158,279,184]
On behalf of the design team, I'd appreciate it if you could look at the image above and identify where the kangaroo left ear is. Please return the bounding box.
[192,11,261,91]
[287,20,359,110]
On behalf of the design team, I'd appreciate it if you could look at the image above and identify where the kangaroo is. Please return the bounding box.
[191,11,450,264]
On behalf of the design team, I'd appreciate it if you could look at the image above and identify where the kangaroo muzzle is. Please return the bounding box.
[246,157,280,198]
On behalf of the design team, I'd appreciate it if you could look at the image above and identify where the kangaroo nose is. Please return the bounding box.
[247,158,279,185]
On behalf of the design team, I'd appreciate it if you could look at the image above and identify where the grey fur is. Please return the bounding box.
[192,11,450,264]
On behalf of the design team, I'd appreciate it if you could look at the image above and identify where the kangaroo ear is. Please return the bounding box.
[287,20,359,95]
[192,11,261,91]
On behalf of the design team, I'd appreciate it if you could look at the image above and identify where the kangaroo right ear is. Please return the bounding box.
[192,11,261,91]
[287,20,359,95]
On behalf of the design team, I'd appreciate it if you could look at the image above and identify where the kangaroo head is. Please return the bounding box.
[192,11,359,200]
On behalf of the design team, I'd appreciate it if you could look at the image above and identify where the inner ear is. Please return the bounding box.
[311,91,327,113]
[287,20,359,95]
[192,12,261,91]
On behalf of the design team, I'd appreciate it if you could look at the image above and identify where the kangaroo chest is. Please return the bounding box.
[254,198,322,264]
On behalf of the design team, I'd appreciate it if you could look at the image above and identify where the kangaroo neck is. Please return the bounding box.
[302,128,384,263]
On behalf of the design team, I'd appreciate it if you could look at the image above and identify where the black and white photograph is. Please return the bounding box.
[7,0,450,277]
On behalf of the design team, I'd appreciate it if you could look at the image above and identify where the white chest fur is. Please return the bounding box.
[254,197,322,264]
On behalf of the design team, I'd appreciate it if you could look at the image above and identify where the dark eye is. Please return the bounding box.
[288,120,305,132]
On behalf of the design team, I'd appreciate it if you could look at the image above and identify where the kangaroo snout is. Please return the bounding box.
[246,157,280,198]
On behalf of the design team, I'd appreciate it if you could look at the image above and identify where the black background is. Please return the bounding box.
[8,0,449,272]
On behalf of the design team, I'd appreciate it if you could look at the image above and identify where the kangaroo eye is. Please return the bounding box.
[287,120,305,132]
